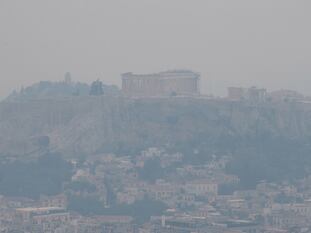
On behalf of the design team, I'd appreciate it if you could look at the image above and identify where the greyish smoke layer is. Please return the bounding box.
[0,0,310,99]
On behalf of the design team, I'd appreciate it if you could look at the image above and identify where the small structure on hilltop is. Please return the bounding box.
[227,86,267,103]
[268,89,305,102]
[121,70,200,97]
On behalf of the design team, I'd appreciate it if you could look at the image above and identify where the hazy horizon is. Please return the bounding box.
[1,0,311,99]
[2,1,311,230]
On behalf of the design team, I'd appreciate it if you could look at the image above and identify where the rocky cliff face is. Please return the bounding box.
[1,96,311,157]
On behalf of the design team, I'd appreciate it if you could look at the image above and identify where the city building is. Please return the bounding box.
[122,70,200,97]
[268,89,305,102]
[184,180,218,198]
[228,87,267,103]
[14,207,70,232]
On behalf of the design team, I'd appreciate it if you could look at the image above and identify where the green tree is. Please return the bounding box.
[90,80,104,96]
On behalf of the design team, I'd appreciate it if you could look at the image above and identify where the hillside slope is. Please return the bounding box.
[0,97,311,157]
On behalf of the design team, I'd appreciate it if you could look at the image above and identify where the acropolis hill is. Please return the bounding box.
[0,95,311,157]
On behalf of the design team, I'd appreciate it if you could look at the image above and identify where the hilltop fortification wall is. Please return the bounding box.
[0,97,310,156]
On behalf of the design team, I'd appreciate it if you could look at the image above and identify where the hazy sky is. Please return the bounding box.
[1,0,311,98]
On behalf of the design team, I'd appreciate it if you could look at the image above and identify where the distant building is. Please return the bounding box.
[15,207,70,232]
[227,87,246,101]
[122,70,200,97]
[75,215,135,233]
[268,89,304,102]
[39,194,67,208]
[228,87,267,103]
[184,180,218,198]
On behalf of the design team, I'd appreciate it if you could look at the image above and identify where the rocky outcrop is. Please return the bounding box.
[1,96,311,157]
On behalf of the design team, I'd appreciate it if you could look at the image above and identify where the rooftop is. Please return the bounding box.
[122,70,200,79]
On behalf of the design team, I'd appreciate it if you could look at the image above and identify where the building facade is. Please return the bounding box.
[122,70,200,97]
[228,87,267,103]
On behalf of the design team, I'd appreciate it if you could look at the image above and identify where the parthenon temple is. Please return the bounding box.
[121,70,200,97]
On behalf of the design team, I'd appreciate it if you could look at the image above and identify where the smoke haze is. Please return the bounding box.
[1,0,311,98]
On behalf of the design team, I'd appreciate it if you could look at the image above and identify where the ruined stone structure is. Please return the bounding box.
[228,86,267,103]
[122,70,200,97]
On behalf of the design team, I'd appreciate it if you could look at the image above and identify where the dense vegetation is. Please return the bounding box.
[66,181,97,193]
[0,153,73,199]
[226,136,311,188]
[6,79,119,100]
[105,133,311,189]
[138,158,165,183]
[167,133,311,189]
[2,90,311,194]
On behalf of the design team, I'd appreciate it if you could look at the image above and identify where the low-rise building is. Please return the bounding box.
[228,87,267,103]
